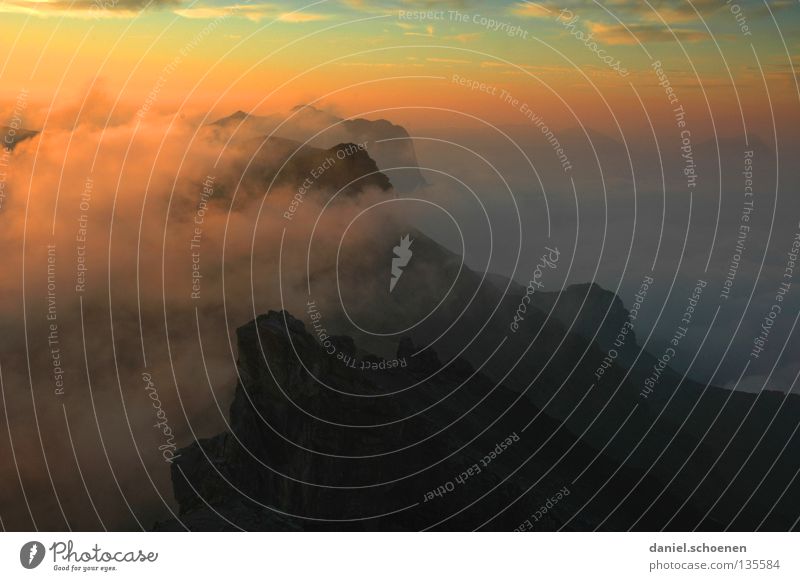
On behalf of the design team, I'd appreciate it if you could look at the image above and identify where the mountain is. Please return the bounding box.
[229,135,392,195]
[378,230,800,531]
[155,310,706,531]
[1,126,37,149]
[182,130,393,220]
[157,227,800,529]
[155,130,800,531]
[210,106,427,193]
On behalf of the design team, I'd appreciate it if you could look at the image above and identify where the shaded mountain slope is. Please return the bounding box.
[156,311,707,531]
[211,107,427,193]
[306,223,800,530]
[154,129,800,531]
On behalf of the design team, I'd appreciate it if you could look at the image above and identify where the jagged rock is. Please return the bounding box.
[159,309,707,531]
[211,107,427,193]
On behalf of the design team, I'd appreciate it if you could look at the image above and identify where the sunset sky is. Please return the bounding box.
[2,0,800,536]
[1,0,798,138]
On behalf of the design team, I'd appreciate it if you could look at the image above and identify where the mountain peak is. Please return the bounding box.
[211,110,250,125]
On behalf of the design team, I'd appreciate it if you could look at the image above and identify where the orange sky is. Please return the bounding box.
[0,1,798,140]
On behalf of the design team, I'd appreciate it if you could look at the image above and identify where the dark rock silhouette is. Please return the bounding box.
[156,310,709,531]
[1,126,38,150]
[151,118,800,531]
[157,223,800,530]
[211,106,427,193]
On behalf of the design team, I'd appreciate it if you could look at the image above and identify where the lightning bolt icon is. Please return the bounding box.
[390,235,414,293]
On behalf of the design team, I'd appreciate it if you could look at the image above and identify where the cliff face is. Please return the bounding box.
[150,115,800,531]
[156,218,800,530]
[337,116,428,193]
[249,137,392,195]
[150,204,800,530]
[332,224,800,531]
[156,310,705,531]
[199,134,392,205]
[210,108,427,193]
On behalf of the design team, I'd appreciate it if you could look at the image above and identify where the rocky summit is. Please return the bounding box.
[155,311,708,531]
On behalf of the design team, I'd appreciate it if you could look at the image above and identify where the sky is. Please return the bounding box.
[0,0,799,530]
[0,0,798,138]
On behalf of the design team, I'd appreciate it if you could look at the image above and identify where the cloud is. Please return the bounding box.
[0,0,179,19]
[444,32,482,43]
[0,0,332,21]
[0,91,402,529]
[278,11,330,22]
[336,61,411,67]
[511,0,786,27]
[510,1,555,19]
[426,57,471,64]
[174,3,329,22]
[403,24,435,37]
[586,21,711,45]
[174,3,281,22]
[173,6,233,19]
[604,0,723,24]
[342,0,475,8]
[478,60,575,76]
